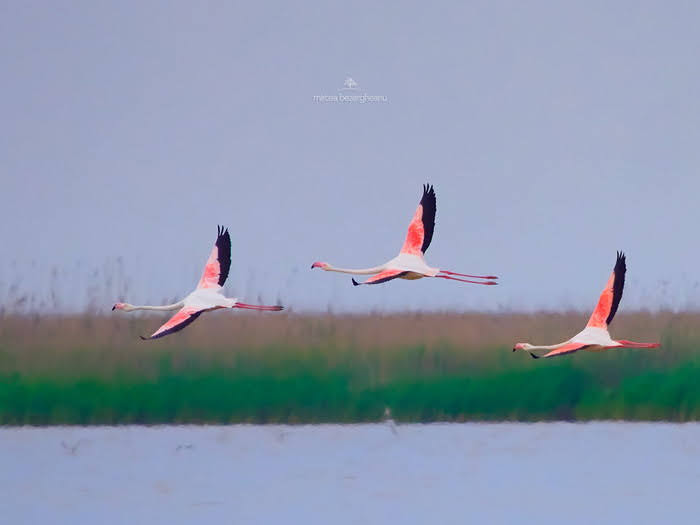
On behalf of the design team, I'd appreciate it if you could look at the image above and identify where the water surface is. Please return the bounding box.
[1,423,698,524]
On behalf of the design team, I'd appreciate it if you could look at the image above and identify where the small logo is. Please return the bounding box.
[340,77,359,91]
[313,76,388,104]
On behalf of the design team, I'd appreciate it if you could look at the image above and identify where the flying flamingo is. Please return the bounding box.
[112,226,283,340]
[311,184,498,286]
[513,252,660,359]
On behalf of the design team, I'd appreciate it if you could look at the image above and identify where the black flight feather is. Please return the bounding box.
[419,184,436,254]
[215,225,232,287]
[606,251,626,326]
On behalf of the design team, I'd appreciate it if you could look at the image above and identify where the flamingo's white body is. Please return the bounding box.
[113,226,282,340]
[514,252,660,358]
[311,184,498,286]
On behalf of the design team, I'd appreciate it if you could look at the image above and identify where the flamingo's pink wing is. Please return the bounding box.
[141,307,204,340]
[586,252,626,328]
[400,184,436,255]
[353,269,407,286]
[540,342,590,358]
[197,226,231,290]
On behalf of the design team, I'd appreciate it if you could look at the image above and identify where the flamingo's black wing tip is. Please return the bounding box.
[529,352,540,359]
[352,278,360,287]
[614,251,626,273]
[139,335,150,341]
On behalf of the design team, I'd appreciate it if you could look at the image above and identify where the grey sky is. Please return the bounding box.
[1,1,699,313]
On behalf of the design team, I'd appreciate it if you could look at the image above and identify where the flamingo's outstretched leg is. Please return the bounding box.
[440,270,498,280]
[235,303,284,311]
[616,340,660,349]
[434,275,497,285]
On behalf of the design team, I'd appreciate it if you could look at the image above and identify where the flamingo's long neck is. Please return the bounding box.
[127,301,184,312]
[325,264,386,275]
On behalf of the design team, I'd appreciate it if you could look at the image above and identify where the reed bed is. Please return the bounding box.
[0,311,698,424]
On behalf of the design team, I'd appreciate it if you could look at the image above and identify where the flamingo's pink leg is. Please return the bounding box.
[235,303,284,311]
[440,270,498,280]
[434,275,498,285]
[616,340,660,349]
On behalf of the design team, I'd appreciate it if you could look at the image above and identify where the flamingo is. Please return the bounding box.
[112,226,283,340]
[311,184,498,286]
[513,252,660,359]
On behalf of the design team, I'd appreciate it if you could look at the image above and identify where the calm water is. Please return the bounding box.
[1,423,698,524]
